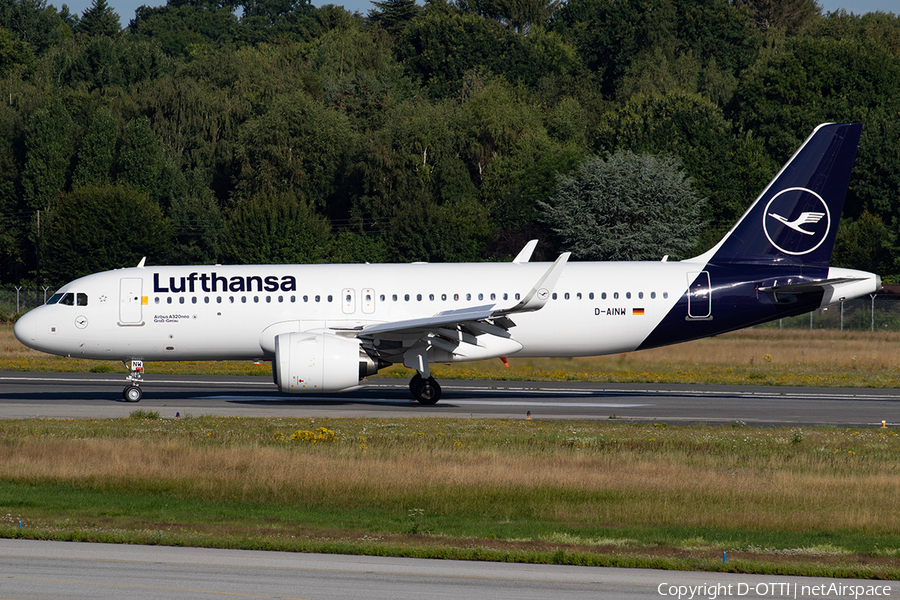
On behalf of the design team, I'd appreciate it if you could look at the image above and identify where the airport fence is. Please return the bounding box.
[0,284,53,321]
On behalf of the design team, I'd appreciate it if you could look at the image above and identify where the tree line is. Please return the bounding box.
[1,0,899,289]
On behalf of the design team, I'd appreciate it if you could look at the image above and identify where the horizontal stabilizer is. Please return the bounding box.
[759,278,865,294]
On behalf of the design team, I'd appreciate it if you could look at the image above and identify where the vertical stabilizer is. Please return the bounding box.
[695,123,862,268]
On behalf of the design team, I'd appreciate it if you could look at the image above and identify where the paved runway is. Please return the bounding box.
[1,539,896,600]
[0,371,898,425]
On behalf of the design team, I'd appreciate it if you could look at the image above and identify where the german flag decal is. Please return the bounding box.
[633,308,645,316]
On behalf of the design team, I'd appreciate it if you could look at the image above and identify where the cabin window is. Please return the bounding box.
[392,294,398,301]
[167,297,172,304]
[589,292,594,300]
[253,296,259,303]
[650,292,656,299]
[442,294,447,301]
[429,294,435,301]
[503,293,508,300]
[478,293,483,301]
[466,293,472,301]
[552,292,558,300]
[613,292,619,299]
[404,294,410,301]
[315,295,321,302]
[564,292,570,300]
[154,297,160,305]
[417,294,422,301]
[204,297,210,304]
[290,296,295,302]
[663,292,669,299]
[278,296,283,303]
[229,296,234,303]
[454,294,459,301]
[490,293,496,300]
[179,297,185,304]
[191,297,197,304]
[515,293,521,300]
[266,296,271,303]
[241,297,247,303]
[327,295,333,302]
[626,292,632,300]
[380,294,386,302]
[217,297,222,303]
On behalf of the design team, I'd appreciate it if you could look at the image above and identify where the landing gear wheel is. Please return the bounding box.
[409,373,422,395]
[411,376,441,405]
[123,385,142,402]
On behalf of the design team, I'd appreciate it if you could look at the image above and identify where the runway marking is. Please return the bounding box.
[5,375,900,403]
[200,395,653,408]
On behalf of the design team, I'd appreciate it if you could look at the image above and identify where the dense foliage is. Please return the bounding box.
[1,0,898,287]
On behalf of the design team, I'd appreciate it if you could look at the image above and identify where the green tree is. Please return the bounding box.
[595,91,774,252]
[239,0,319,45]
[456,0,560,34]
[128,1,240,58]
[21,97,74,211]
[0,25,34,76]
[235,90,352,210]
[540,151,705,261]
[831,211,897,279]
[42,185,173,284]
[220,191,332,264]
[75,0,120,36]
[116,115,161,195]
[731,35,900,156]
[73,106,117,187]
[367,0,423,39]
[0,0,70,55]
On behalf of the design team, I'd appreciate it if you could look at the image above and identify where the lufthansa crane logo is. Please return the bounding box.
[762,187,830,256]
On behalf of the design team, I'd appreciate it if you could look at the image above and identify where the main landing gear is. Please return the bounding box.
[123,359,144,402]
[409,373,441,405]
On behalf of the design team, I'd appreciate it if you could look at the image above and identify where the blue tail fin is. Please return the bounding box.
[698,123,862,268]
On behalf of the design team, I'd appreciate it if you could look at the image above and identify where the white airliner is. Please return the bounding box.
[14,123,880,404]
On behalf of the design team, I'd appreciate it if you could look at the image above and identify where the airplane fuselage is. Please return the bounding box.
[14,260,877,363]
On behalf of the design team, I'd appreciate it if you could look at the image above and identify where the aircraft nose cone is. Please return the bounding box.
[13,310,36,346]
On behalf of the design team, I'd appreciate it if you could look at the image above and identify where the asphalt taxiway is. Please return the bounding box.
[1,539,896,600]
[0,371,897,425]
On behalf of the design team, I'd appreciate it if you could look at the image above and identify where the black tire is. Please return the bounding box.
[409,373,422,394]
[123,385,142,402]
[412,376,441,405]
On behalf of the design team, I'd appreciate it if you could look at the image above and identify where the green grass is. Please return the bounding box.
[2,417,900,578]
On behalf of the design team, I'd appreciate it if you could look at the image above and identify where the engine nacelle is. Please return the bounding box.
[274,332,380,393]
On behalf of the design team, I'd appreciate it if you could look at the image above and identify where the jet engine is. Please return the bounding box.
[273,332,384,393]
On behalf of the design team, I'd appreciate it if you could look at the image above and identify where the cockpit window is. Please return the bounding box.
[49,292,88,306]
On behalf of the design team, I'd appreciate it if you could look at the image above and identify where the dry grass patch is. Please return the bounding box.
[4,324,900,386]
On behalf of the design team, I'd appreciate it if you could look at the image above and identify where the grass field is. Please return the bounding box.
[2,416,900,578]
[3,325,900,577]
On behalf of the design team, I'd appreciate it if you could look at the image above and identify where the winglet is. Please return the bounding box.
[494,252,570,316]
[512,240,538,264]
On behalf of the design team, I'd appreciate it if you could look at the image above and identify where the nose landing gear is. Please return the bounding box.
[123,359,144,402]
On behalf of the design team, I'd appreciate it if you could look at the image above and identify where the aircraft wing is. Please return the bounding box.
[357,252,570,374]
[359,252,570,339]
